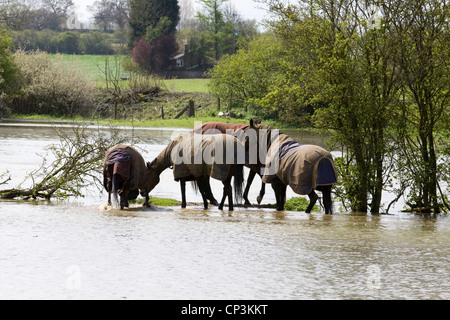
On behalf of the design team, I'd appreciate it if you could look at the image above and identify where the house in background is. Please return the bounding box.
[166,44,209,79]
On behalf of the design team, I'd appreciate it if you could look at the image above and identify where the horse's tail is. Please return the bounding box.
[233,164,244,204]
[191,181,199,194]
[111,173,120,208]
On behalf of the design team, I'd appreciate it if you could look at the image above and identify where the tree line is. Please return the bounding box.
[209,0,449,214]
[1,0,259,71]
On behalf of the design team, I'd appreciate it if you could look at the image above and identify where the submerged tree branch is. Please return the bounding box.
[0,123,127,200]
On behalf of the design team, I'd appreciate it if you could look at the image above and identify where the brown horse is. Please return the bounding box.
[103,144,150,209]
[193,120,265,206]
[146,133,245,211]
[250,121,337,214]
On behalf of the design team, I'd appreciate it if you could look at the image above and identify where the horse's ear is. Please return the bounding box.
[147,161,152,169]
[250,119,254,127]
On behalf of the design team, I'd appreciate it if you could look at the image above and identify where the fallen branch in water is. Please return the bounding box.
[0,123,127,200]
[0,171,11,186]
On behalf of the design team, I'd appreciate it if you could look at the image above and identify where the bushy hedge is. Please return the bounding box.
[12,30,115,55]
[11,50,95,116]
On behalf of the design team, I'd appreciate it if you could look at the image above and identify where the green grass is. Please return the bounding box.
[284,197,319,212]
[49,54,210,93]
[164,79,210,93]
[9,114,253,129]
[130,197,181,207]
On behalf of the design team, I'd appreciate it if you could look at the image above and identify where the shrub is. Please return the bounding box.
[11,50,95,116]
[0,27,19,99]
[80,32,115,55]
[130,35,178,73]
[284,197,319,212]
[130,39,153,72]
[56,32,81,54]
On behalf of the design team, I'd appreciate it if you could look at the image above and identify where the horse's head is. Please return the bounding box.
[249,118,272,131]
[248,119,279,162]
[146,159,161,192]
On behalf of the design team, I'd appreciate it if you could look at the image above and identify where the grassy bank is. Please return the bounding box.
[9,114,277,129]
[11,53,292,129]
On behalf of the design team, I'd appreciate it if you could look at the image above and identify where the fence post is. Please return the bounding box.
[188,100,195,117]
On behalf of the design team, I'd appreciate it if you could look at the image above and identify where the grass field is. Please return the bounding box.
[50,54,210,93]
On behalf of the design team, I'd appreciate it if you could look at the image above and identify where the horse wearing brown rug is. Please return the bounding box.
[146,133,245,211]
[250,122,337,214]
[193,120,265,206]
[103,144,150,209]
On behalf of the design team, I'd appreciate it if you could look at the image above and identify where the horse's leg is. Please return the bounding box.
[218,186,226,211]
[272,182,284,211]
[196,177,209,209]
[243,170,256,206]
[306,190,319,214]
[318,185,333,214]
[218,176,233,211]
[226,180,233,211]
[279,184,287,210]
[180,179,187,208]
[203,176,218,206]
[106,166,113,206]
[257,175,266,205]
[142,189,150,208]
[121,178,131,208]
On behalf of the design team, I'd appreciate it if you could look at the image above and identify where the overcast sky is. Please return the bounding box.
[71,0,270,23]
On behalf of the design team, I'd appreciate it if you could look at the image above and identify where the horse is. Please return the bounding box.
[249,121,337,214]
[103,144,150,210]
[146,132,245,211]
[193,120,266,206]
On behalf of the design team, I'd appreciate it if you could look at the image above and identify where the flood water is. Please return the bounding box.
[0,121,449,300]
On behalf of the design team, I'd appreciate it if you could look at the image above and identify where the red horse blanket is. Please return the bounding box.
[104,145,148,191]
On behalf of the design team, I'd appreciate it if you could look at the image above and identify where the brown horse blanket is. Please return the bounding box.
[262,134,337,195]
[165,133,244,182]
[104,145,148,191]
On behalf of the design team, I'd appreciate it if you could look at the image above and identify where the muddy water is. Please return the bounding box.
[0,122,449,300]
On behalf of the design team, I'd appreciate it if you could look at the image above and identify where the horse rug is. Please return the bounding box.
[193,122,250,142]
[170,133,244,182]
[262,139,337,195]
[104,145,148,191]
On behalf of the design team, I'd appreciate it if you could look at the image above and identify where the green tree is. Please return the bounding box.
[145,16,172,44]
[208,34,284,111]
[385,0,450,213]
[196,0,228,61]
[129,0,180,46]
[0,26,19,105]
[255,0,403,213]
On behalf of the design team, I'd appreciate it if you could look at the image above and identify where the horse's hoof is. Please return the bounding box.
[210,200,219,206]
[218,206,223,210]
[257,195,263,204]
[143,202,150,208]
[244,201,251,207]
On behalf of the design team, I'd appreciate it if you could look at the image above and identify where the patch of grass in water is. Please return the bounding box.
[130,197,180,207]
[284,197,318,212]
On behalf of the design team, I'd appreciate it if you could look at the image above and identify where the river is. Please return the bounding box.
[0,121,449,300]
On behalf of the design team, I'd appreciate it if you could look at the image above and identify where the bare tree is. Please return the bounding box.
[0,124,126,200]
[88,0,129,31]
